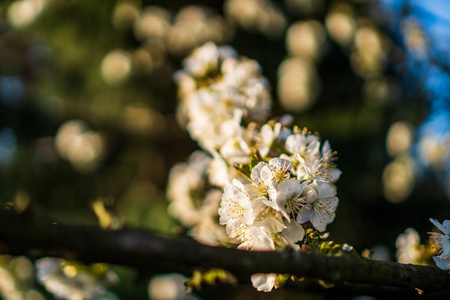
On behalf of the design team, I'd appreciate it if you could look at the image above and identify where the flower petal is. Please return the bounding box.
[283,221,305,243]
[251,273,276,292]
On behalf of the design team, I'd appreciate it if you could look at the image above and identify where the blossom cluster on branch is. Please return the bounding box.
[174,42,272,152]
[168,42,344,292]
[395,227,433,266]
[393,219,450,272]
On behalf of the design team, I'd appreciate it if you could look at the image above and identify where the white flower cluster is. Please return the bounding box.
[36,258,117,300]
[219,127,340,291]
[174,42,272,152]
[167,151,229,245]
[395,228,423,264]
[169,42,342,292]
[429,218,450,270]
[220,144,341,248]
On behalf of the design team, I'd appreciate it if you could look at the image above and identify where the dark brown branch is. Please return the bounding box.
[1,210,450,297]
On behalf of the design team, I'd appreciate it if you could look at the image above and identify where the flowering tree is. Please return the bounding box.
[170,42,346,291]
[1,0,450,299]
[2,40,449,299]
[165,41,450,295]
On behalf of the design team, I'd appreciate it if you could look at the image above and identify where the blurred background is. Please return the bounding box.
[0,0,449,299]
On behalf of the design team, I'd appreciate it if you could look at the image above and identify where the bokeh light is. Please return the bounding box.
[112,1,140,31]
[351,26,387,78]
[382,155,416,203]
[100,50,132,86]
[286,20,326,60]
[7,0,47,29]
[167,5,233,56]
[120,105,166,136]
[386,121,414,158]
[379,0,450,200]
[0,256,44,300]
[277,57,319,112]
[325,3,355,47]
[148,274,196,300]
[224,0,286,39]
[134,6,171,41]
[55,120,105,173]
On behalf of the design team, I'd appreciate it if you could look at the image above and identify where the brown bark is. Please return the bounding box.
[1,210,449,297]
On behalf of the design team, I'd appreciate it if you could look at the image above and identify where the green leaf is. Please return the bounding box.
[249,151,260,171]
[186,268,237,292]
[233,163,252,180]
[291,275,305,282]
[274,274,289,289]
[317,279,335,289]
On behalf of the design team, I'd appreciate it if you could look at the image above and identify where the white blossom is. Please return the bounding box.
[207,151,232,188]
[247,161,276,198]
[429,218,450,270]
[219,179,254,238]
[280,220,305,249]
[285,134,341,183]
[267,157,293,183]
[285,129,320,164]
[167,152,210,226]
[238,225,275,251]
[297,155,342,183]
[432,254,450,270]
[395,228,422,264]
[183,42,235,78]
[269,178,310,220]
[218,112,252,164]
[251,196,286,235]
[296,181,338,231]
[191,215,229,246]
[174,42,272,151]
[321,140,337,165]
[257,122,282,158]
[167,151,229,245]
[36,258,117,300]
[251,273,277,292]
[429,218,450,255]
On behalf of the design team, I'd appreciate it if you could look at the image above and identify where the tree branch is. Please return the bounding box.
[1,210,450,297]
